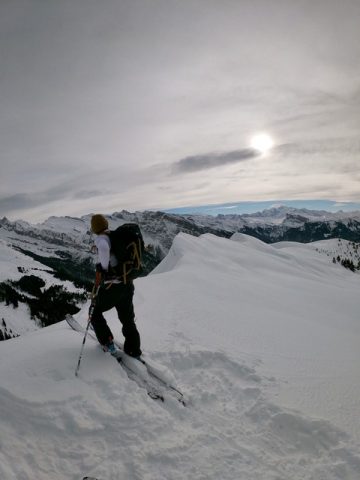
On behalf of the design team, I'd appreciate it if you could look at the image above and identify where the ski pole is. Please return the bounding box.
[75,284,99,377]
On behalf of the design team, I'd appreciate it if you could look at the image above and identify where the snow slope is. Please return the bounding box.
[0,233,360,480]
[0,239,84,337]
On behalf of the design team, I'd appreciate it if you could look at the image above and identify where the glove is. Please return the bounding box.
[95,270,102,287]
[95,263,108,287]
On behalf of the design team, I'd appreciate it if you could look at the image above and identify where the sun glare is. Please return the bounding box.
[251,133,274,154]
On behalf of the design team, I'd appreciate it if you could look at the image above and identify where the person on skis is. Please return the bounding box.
[89,214,142,358]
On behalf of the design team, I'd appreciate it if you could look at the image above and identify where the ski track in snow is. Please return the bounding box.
[1,233,360,479]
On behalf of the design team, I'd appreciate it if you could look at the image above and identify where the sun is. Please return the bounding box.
[250,133,274,154]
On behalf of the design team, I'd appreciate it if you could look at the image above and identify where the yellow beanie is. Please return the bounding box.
[91,214,109,234]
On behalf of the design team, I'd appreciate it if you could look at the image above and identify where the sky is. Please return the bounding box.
[1,0,360,222]
[165,199,360,216]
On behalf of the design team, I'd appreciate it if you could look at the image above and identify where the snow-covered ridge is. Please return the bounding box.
[1,232,360,479]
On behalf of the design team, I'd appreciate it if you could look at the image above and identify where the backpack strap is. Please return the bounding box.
[122,241,142,284]
[129,240,141,269]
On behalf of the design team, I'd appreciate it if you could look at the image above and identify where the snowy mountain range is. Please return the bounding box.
[1,206,359,340]
[183,206,360,243]
[1,232,360,479]
[1,206,360,272]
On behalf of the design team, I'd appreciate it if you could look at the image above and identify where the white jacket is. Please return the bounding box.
[95,233,118,271]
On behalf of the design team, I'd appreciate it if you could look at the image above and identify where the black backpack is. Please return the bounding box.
[108,223,145,283]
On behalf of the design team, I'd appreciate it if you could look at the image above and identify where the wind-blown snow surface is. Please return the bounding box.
[1,233,360,479]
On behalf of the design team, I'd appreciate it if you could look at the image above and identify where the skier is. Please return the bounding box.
[89,214,142,357]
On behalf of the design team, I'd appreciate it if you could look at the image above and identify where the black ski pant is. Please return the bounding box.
[91,281,141,356]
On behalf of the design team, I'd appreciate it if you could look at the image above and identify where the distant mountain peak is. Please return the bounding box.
[282,213,310,225]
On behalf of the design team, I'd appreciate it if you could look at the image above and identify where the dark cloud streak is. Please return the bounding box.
[0,187,106,216]
[0,193,47,215]
[172,148,259,174]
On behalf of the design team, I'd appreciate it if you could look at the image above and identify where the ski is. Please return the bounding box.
[141,359,186,406]
[66,315,186,406]
[66,316,165,402]
[112,339,187,406]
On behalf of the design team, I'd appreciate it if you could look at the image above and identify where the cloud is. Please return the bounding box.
[0,186,106,216]
[172,148,259,174]
[276,137,360,155]
[73,189,107,200]
[1,0,359,222]
[0,193,47,215]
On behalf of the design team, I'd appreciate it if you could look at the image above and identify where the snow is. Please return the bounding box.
[0,240,84,336]
[0,302,38,335]
[0,240,48,283]
[1,233,360,479]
